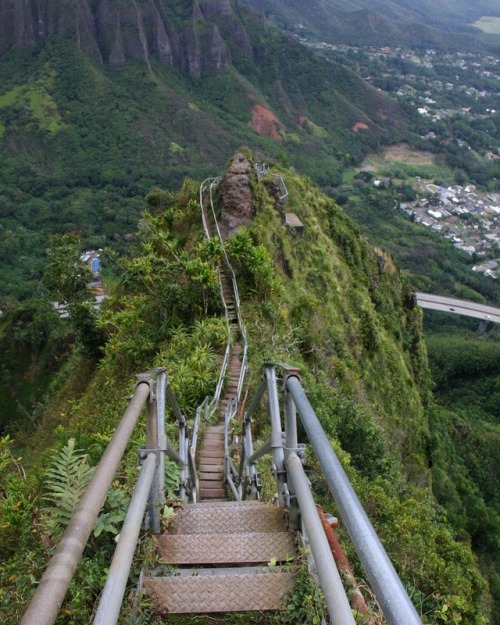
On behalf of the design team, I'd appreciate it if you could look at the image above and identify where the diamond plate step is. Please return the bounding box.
[143,567,295,613]
[169,502,287,534]
[155,531,296,564]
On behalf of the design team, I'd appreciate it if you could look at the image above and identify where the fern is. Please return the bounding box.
[42,438,94,536]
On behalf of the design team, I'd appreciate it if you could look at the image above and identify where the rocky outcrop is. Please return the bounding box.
[0,0,235,77]
[219,153,255,238]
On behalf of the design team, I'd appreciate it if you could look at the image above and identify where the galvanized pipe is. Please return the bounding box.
[286,376,423,625]
[164,442,184,465]
[146,394,161,533]
[20,382,151,625]
[287,453,356,625]
[247,436,272,464]
[244,377,267,422]
[284,389,298,450]
[165,381,186,425]
[265,366,286,506]
[93,452,156,625]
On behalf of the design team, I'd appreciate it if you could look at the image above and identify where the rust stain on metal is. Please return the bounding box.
[316,504,371,616]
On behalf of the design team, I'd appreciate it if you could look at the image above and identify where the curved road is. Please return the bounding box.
[416,293,500,324]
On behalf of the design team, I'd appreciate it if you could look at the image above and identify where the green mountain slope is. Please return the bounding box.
[0,3,410,300]
[241,0,500,49]
[0,153,490,624]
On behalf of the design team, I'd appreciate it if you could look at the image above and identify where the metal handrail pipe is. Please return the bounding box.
[287,453,356,625]
[191,401,205,452]
[237,424,249,483]
[227,456,239,479]
[20,382,151,625]
[244,377,267,423]
[93,452,157,625]
[247,436,272,465]
[226,473,239,500]
[286,376,423,625]
[214,344,230,404]
[264,367,285,470]
[165,382,186,425]
[165,442,185,466]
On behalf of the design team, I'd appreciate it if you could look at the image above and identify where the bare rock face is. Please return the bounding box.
[219,153,255,238]
[0,0,234,78]
[0,0,101,61]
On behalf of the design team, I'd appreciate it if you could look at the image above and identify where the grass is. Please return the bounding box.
[0,73,66,135]
[358,144,454,182]
[473,16,500,35]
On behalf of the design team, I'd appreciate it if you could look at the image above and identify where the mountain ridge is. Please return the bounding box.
[240,0,500,50]
[0,0,250,77]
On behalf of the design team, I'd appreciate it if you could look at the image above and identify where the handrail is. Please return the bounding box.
[285,374,423,625]
[198,176,249,421]
[286,452,356,625]
[21,382,151,625]
[199,177,234,419]
[255,162,288,202]
[234,364,423,625]
[21,368,192,625]
[93,452,157,625]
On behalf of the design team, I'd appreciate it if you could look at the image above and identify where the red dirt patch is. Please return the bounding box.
[249,104,283,141]
[352,121,369,132]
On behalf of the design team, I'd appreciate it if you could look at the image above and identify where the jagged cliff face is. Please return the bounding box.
[0,0,248,77]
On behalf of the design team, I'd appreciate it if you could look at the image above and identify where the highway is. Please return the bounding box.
[416,293,500,324]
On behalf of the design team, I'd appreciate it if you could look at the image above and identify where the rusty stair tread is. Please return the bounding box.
[155,531,296,564]
[143,566,295,613]
[168,502,288,534]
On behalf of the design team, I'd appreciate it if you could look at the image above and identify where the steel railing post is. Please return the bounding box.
[282,367,301,529]
[264,366,286,507]
[137,369,166,534]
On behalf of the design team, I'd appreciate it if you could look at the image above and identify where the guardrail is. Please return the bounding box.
[255,162,288,202]
[233,363,423,625]
[20,369,191,625]
[199,177,249,415]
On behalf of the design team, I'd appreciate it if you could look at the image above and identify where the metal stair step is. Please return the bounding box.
[198,458,224,471]
[199,450,224,459]
[199,487,226,499]
[168,502,287,534]
[199,471,222,481]
[143,566,295,613]
[155,531,296,564]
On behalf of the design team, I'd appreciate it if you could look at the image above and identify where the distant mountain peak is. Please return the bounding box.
[0,0,249,77]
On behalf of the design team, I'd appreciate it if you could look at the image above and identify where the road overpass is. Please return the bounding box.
[416,292,500,326]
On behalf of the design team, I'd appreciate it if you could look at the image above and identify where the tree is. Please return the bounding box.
[43,234,104,357]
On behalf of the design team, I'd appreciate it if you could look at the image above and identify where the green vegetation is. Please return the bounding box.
[426,327,500,624]
[474,17,500,35]
[0,18,408,300]
[0,156,492,623]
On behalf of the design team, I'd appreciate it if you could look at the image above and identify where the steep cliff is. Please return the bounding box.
[0,0,239,76]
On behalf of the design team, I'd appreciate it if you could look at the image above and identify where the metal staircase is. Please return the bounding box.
[20,171,424,625]
[143,501,296,613]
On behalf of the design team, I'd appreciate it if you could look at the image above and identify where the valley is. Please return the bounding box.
[0,1,500,623]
